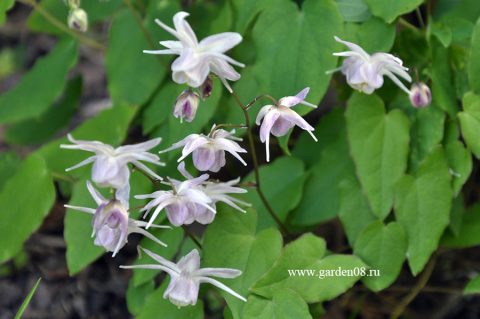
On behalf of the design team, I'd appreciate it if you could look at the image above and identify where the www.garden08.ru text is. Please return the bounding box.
[288,267,381,279]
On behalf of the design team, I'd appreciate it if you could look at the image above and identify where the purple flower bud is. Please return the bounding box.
[92,201,129,254]
[200,77,214,99]
[174,89,200,123]
[409,83,431,108]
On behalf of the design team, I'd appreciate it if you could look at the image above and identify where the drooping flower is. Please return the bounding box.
[409,82,431,108]
[330,36,412,95]
[256,87,318,162]
[159,126,247,172]
[135,167,214,228]
[64,181,170,257]
[176,162,250,224]
[144,12,244,91]
[120,248,246,307]
[61,135,164,203]
[174,89,201,123]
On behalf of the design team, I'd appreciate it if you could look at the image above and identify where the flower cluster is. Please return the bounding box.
[62,9,429,310]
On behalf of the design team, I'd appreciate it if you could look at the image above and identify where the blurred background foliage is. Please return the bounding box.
[2,0,480,318]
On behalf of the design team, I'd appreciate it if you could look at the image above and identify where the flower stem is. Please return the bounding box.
[230,89,290,236]
[245,94,279,110]
[390,253,437,319]
[398,18,421,33]
[17,0,106,51]
[131,165,162,188]
[183,226,202,249]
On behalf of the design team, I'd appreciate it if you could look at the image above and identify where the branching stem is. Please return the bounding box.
[230,89,290,236]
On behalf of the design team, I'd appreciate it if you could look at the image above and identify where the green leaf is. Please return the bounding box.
[232,0,283,33]
[344,16,396,53]
[203,208,283,319]
[252,233,365,303]
[142,83,178,134]
[464,275,480,295]
[243,157,307,230]
[408,104,445,171]
[0,0,14,25]
[394,148,452,275]
[126,280,155,316]
[0,151,20,191]
[354,221,407,291]
[137,280,204,319]
[291,110,355,226]
[345,93,410,219]
[336,0,372,22]
[5,76,82,145]
[243,289,312,319]
[251,0,343,107]
[431,21,452,47]
[459,91,480,158]
[338,178,376,245]
[469,18,480,93]
[445,141,472,196]
[442,203,480,248]
[107,10,164,106]
[430,37,458,117]
[14,278,41,319]
[0,39,78,124]
[364,0,423,23]
[0,154,55,263]
[37,105,136,176]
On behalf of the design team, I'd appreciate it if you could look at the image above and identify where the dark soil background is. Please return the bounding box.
[2,2,480,319]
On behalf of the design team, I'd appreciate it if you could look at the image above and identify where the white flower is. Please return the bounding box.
[176,162,250,224]
[331,36,412,94]
[144,11,244,92]
[65,181,170,257]
[120,248,246,307]
[256,87,318,162]
[159,126,247,172]
[135,167,214,228]
[61,135,164,203]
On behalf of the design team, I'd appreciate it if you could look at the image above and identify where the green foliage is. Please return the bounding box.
[364,0,423,23]
[251,0,343,107]
[203,209,282,319]
[354,221,407,291]
[14,278,41,319]
[107,10,165,106]
[243,289,312,319]
[459,91,480,158]
[243,157,307,229]
[442,204,480,248]
[395,149,452,275]
[0,155,55,263]
[5,77,82,145]
[0,39,78,124]
[0,0,14,25]
[464,275,480,295]
[468,18,480,93]
[346,93,410,219]
[292,109,355,226]
[336,0,371,22]
[252,233,365,302]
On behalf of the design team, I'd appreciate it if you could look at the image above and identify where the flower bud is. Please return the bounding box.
[92,201,129,255]
[199,77,213,99]
[68,8,88,33]
[173,89,200,123]
[409,83,431,108]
